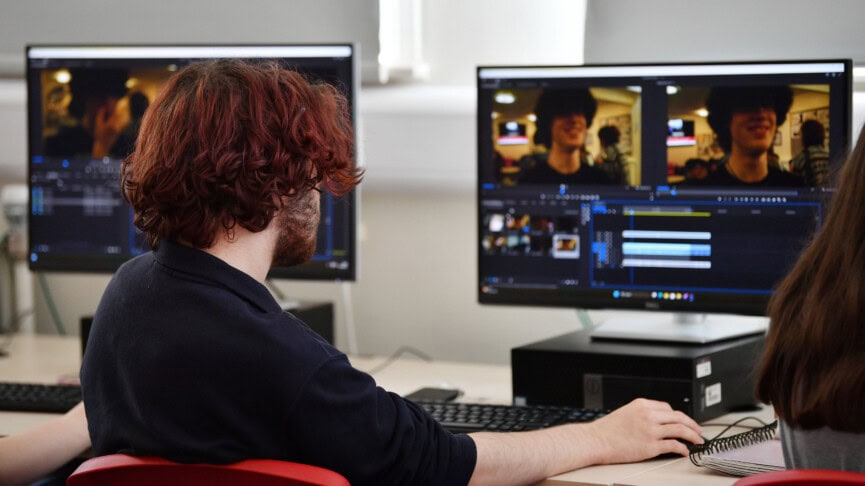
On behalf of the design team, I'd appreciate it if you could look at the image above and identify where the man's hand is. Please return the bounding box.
[584,398,704,464]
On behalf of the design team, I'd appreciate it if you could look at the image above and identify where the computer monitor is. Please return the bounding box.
[26,44,359,281]
[666,118,695,147]
[477,60,852,343]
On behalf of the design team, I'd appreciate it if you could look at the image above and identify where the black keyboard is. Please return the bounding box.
[0,382,82,413]
[414,400,608,433]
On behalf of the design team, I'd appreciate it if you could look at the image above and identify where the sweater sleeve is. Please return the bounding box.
[284,354,477,486]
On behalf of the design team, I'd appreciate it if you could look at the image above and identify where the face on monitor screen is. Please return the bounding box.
[490,87,641,187]
[668,84,833,188]
[477,61,851,316]
[27,45,358,280]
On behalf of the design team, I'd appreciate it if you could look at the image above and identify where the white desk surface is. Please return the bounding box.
[0,333,773,485]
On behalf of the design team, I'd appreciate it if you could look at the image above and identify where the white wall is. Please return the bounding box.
[0,1,381,83]
[584,0,865,140]
[419,0,586,84]
[0,81,26,186]
[585,0,865,65]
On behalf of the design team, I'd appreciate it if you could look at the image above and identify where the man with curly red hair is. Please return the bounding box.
[80,59,702,486]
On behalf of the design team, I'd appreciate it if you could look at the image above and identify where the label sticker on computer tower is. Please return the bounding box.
[583,374,603,410]
[696,358,712,378]
[705,382,722,407]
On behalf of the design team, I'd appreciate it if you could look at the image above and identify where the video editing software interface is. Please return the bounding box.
[478,61,851,315]
[27,45,358,280]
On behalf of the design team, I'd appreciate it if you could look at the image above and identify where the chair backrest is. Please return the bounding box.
[66,454,350,486]
[734,469,865,485]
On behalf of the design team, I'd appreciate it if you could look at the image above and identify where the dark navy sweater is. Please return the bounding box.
[81,240,476,485]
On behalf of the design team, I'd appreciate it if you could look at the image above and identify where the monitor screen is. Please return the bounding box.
[477,60,852,328]
[497,120,529,145]
[26,45,359,281]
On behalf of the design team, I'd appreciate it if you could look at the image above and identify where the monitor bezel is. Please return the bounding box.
[476,59,853,316]
[25,43,360,282]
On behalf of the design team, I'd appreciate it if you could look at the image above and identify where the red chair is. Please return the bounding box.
[734,469,865,485]
[66,453,350,486]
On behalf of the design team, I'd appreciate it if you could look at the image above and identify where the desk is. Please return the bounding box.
[0,334,773,485]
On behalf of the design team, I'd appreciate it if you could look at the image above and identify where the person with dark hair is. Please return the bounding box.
[518,88,614,184]
[755,123,865,471]
[789,119,830,187]
[595,124,629,184]
[683,158,709,181]
[43,68,130,158]
[699,85,805,187]
[112,91,151,157]
[79,60,703,485]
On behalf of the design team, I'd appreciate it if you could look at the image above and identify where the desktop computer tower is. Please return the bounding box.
[511,330,765,422]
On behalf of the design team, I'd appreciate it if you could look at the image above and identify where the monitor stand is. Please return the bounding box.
[590,312,768,344]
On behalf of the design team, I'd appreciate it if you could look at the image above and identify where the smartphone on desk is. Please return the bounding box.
[403,387,461,403]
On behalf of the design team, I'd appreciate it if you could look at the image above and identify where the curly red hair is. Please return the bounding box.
[122,59,362,249]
